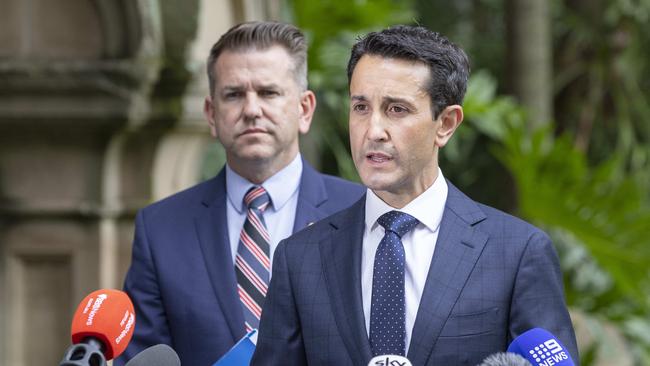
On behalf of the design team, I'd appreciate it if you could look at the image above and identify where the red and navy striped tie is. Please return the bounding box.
[235,186,271,332]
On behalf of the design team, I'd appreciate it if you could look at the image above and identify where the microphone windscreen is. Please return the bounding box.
[368,355,413,366]
[70,289,135,360]
[124,344,180,366]
[477,352,532,366]
[507,328,574,366]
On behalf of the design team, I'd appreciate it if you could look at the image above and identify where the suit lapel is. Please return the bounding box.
[319,198,373,365]
[292,159,329,232]
[407,183,489,365]
[194,169,245,343]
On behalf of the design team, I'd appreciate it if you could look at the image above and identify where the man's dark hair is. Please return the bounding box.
[207,21,307,96]
[347,25,470,118]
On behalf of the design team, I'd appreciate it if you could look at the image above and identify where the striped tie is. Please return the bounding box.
[235,186,271,332]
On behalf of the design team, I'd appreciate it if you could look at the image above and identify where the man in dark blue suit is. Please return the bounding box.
[115,22,364,366]
[252,26,579,365]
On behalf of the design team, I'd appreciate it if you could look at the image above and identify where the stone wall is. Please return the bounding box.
[0,0,274,364]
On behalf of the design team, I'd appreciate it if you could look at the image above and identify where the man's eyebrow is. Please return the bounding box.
[383,96,414,105]
[256,83,281,89]
[221,84,282,91]
[350,95,414,104]
[221,85,244,92]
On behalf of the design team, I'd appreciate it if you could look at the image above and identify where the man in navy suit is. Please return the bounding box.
[115,22,364,366]
[252,25,579,365]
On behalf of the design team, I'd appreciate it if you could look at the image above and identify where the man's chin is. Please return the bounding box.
[359,176,395,193]
[231,146,275,161]
[237,153,275,164]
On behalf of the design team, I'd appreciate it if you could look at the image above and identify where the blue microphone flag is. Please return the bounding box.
[212,329,257,366]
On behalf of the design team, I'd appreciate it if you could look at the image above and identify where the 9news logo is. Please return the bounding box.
[527,338,569,366]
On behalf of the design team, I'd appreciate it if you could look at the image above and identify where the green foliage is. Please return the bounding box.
[439,71,522,209]
[553,0,650,175]
[309,30,361,181]
[496,125,650,301]
[200,142,226,181]
[288,0,415,71]
[414,0,508,89]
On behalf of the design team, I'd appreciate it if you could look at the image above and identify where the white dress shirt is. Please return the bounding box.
[225,154,302,267]
[362,168,448,353]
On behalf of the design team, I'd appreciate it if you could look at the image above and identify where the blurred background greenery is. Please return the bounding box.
[268,0,650,364]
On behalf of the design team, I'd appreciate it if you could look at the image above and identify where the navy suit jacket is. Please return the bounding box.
[115,161,364,366]
[251,183,579,366]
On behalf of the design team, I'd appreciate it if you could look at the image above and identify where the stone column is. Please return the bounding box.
[0,0,162,364]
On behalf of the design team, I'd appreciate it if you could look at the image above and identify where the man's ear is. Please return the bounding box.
[298,90,317,134]
[204,96,218,138]
[434,105,464,148]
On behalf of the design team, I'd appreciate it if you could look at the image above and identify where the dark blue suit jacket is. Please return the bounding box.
[115,161,364,366]
[251,183,579,366]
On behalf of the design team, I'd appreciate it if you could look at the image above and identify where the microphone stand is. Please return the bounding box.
[59,337,107,366]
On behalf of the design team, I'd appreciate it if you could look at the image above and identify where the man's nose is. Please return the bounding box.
[366,112,388,141]
[243,93,262,119]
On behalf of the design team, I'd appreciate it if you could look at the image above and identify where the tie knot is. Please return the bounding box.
[244,186,270,212]
[377,210,419,238]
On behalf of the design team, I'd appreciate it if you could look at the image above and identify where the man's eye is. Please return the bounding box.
[223,92,243,99]
[389,105,408,114]
[353,104,368,112]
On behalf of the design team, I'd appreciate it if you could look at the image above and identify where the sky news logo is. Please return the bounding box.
[527,338,569,366]
[369,355,411,366]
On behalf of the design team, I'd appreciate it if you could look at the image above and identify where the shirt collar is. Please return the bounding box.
[226,154,303,213]
[364,168,448,233]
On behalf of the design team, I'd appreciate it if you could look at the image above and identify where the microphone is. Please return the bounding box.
[507,328,574,366]
[368,355,413,366]
[59,289,135,366]
[124,344,180,366]
[477,352,532,366]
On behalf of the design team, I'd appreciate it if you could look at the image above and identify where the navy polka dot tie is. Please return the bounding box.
[370,210,419,356]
